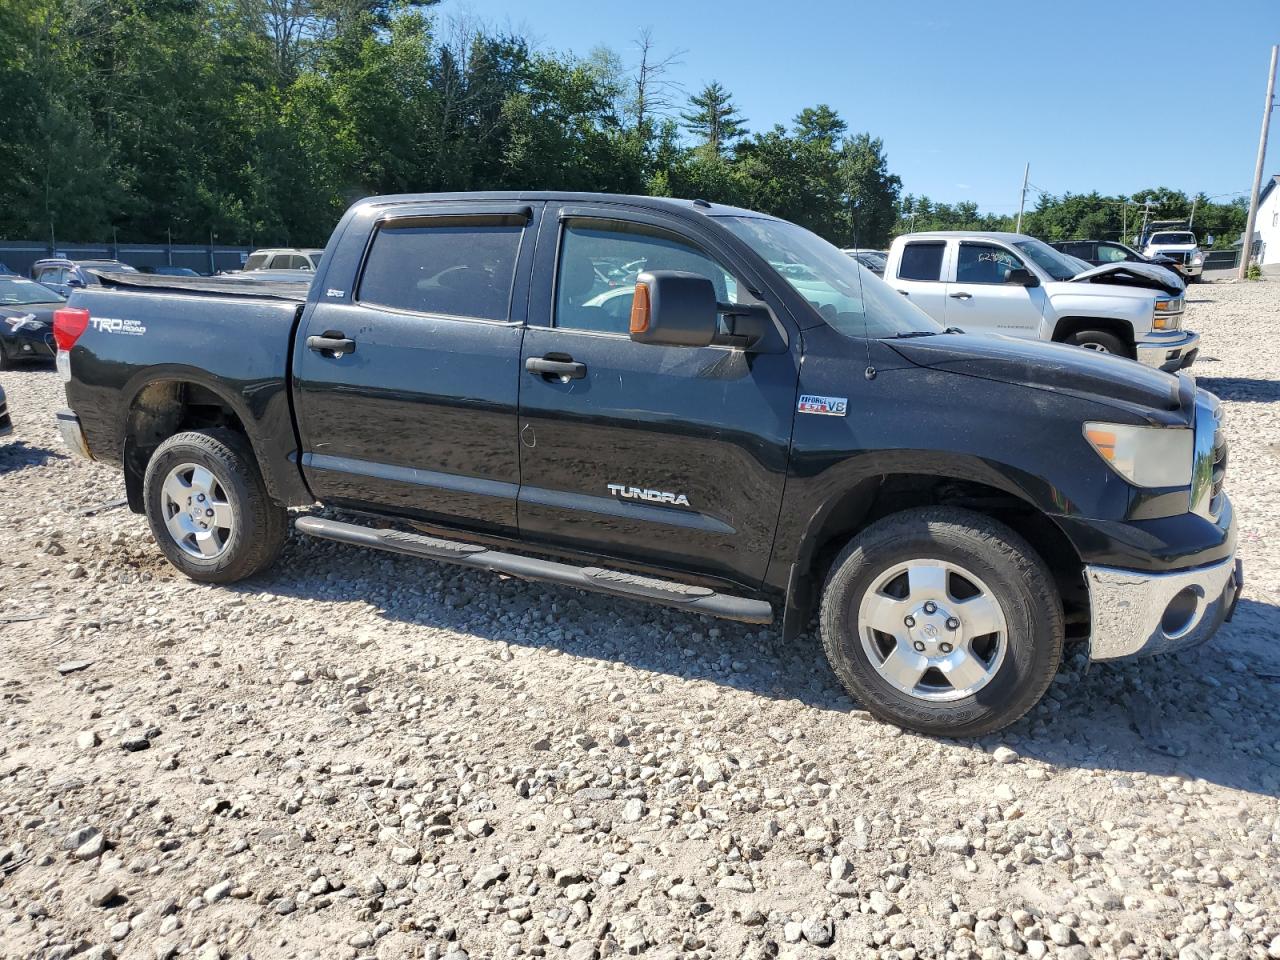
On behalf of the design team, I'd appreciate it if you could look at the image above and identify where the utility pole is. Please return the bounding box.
[1015,163,1030,234]
[1240,44,1278,278]
[1188,196,1198,228]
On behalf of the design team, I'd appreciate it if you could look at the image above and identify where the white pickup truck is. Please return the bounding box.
[1141,228,1205,283]
[883,231,1197,371]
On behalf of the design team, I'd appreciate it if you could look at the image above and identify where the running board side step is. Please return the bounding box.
[293,516,774,625]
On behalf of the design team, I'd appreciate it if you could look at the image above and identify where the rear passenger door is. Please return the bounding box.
[515,204,799,589]
[292,202,539,536]
[890,241,950,322]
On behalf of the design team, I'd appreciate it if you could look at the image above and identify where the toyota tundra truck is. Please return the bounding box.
[52,192,1240,736]
[884,231,1198,370]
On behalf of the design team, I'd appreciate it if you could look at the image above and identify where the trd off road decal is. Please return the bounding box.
[797,394,848,416]
[90,317,147,336]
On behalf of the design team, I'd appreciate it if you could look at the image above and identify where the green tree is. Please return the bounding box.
[680,81,746,157]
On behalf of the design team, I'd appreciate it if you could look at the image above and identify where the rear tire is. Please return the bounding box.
[1063,329,1129,358]
[819,507,1063,737]
[0,345,13,370]
[143,429,288,583]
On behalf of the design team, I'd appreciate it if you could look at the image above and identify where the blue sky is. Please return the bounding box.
[442,0,1275,212]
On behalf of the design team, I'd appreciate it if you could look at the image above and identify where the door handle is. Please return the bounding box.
[948,292,973,300]
[526,356,586,380]
[898,290,910,296]
[307,332,356,357]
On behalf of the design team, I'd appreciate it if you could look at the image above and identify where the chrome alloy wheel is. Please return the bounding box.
[856,559,1008,702]
[159,463,235,560]
[1078,341,1110,353]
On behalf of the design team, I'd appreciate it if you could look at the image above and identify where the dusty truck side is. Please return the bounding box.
[54,192,1239,736]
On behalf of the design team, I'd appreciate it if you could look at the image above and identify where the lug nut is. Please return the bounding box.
[946,617,960,630]
[923,601,937,614]
[912,641,926,652]
[206,509,214,517]
[904,615,916,628]
[198,494,206,502]
[940,642,953,654]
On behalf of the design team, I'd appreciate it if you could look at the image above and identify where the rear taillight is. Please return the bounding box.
[53,307,90,352]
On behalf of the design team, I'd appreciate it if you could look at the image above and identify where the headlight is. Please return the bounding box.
[3,313,41,331]
[1084,422,1193,487]
[1191,252,1203,264]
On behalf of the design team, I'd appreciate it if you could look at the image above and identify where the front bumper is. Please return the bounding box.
[1136,330,1199,371]
[56,408,93,460]
[1086,552,1241,660]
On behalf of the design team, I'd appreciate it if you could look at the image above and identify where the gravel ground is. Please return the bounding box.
[1,279,1278,960]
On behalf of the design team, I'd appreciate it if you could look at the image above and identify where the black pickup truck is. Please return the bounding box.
[53,192,1240,736]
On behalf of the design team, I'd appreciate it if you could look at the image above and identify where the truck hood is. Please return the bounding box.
[888,333,1186,420]
[1069,261,1184,295]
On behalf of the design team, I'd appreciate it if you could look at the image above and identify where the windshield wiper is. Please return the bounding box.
[890,330,940,338]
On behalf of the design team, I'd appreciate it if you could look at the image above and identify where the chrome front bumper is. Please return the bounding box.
[1136,330,1199,371]
[1086,553,1241,661]
[56,408,93,460]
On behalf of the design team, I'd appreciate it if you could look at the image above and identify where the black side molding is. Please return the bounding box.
[294,516,774,625]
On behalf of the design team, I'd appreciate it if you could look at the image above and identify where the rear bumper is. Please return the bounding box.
[1086,553,1240,660]
[56,408,94,460]
[1136,330,1199,371]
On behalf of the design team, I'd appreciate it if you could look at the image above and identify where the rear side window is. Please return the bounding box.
[358,220,523,321]
[1059,242,1094,260]
[897,242,945,281]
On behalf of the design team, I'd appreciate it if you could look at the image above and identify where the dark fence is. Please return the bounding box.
[0,241,253,277]
[1203,250,1241,270]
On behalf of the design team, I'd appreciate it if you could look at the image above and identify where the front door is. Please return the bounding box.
[944,241,1046,337]
[292,202,540,535]
[516,206,799,589]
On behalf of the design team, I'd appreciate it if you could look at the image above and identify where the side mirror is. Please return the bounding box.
[1006,268,1040,288]
[66,277,85,288]
[629,271,719,347]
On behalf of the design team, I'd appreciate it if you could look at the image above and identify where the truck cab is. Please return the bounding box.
[883,231,1198,370]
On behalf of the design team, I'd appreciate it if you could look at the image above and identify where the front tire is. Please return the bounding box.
[143,429,288,583]
[819,507,1063,737]
[1063,329,1129,358]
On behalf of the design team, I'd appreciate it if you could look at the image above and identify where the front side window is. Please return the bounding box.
[897,242,945,281]
[358,219,522,321]
[36,267,66,284]
[956,243,1024,284]
[554,222,739,335]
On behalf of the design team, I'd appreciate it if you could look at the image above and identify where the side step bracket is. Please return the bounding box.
[293,515,774,625]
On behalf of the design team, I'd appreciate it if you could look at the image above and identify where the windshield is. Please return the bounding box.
[1011,238,1082,281]
[0,277,64,305]
[1150,232,1196,246]
[721,217,941,338]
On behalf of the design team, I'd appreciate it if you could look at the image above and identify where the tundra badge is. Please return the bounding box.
[607,484,691,507]
[798,394,847,416]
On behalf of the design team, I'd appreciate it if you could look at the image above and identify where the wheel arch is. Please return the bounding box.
[120,368,308,512]
[782,466,1089,644]
[1051,316,1136,356]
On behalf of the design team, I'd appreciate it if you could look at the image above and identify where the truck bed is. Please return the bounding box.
[95,270,311,301]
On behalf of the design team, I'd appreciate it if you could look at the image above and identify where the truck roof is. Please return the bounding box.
[349,191,777,222]
[894,231,1033,242]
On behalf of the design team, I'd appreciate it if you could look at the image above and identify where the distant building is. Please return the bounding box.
[1258,174,1280,265]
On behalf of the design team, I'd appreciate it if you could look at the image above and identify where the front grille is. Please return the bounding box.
[1159,251,1190,264]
